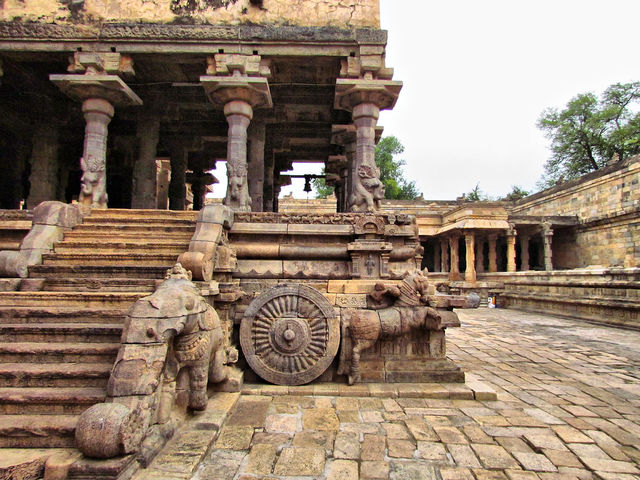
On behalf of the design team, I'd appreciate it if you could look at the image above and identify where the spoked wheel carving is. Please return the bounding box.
[240,284,339,385]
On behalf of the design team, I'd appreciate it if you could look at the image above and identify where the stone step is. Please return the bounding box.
[0,387,106,414]
[0,291,145,308]
[41,252,181,267]
[0,363,111,387]
[53,240,189,255]
[68,224,195,237]
[0,414,78,448]
[29,264,169,280]
[0,323,121,343]
[42,277,159,293]
[0,341,119,363]
[86,208,197,220]
[80,217,195,227]
[62,229,194,241]
[0,306,127,324]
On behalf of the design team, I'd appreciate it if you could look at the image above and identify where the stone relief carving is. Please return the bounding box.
[239,284,340,385]
[79,155,108,209]
[75,264,237,459]
[224,163,252,212]
[234,212,414,226]
[349,164,385,212]
[339,270,479,384]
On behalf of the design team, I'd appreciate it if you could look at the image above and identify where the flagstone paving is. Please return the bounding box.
[132,309,640,480]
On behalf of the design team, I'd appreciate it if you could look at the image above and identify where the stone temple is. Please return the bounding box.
[0,1,639,479]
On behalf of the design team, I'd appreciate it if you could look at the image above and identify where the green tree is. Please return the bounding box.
[501,185,529,201]
[460,183,489,202]
[375,136,421,200]
[311,168,333,198]
[314,136,421,200]
[537,81,640,187]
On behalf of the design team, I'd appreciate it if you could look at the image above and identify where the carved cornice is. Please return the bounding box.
[0,22,387,44]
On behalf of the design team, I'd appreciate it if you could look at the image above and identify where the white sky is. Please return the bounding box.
[220,0,640,201]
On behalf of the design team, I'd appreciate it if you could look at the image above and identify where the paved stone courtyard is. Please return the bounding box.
[133,309,640,480]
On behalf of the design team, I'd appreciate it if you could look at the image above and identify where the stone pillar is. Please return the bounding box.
[542,223,554,271]
[488,233,498,273]
[248,121,265,212]
[464,232,476,283]
[519,234,530,271]
[50,53,142,209]
[27,124,60,208]
[169,143,188,210]
[263,150,275,212]
[348,103,384,212]
[440,237,449,273]
[334,79,402,212]
[78,98,114,209]
[448,234,461,281]
[476,237,485,273]
[200,54,272,213]
[506,228,517,273]
[131,117,160,209]
[223,100,252,212]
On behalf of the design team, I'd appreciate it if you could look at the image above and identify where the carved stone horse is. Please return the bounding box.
[341,270,479,385]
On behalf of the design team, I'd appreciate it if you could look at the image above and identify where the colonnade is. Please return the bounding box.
[430,227,555,282]
[33,51,401,213]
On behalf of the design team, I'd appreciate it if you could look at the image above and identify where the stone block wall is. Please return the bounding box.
[512,156,640,268]
[0,0,379,28]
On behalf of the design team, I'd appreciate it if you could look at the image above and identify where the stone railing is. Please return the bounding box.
[0,201,82,284]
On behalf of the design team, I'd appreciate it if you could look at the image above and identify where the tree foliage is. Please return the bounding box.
[311,168,333,198]
[501,185,530,201]
[460,183,489,202]
[313,135,421,200]
[537,81,640,187]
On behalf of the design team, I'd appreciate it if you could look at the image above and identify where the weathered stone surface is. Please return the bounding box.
[327,459,358,480]
[0,251,28,278]
[334,431,359,459]
[240,284,339,385]
[107,343,167,396]
[390,462,440,480]
[214,426,254,450]
[31,202,82,228]
[245,443,276,475]
[302,408,340,431]
[273,447,325,476]
[75,403,143,458]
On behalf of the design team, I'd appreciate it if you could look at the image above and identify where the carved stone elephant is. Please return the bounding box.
[75,264,235,459]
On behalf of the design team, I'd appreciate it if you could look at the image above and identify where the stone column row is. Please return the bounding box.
[438,226,554,278]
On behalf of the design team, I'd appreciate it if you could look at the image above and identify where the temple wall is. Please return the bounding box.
[512,156,640,268]
[0,0,380,28]
[512,156,640,220]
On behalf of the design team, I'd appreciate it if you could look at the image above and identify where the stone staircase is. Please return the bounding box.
[0,208,196,448]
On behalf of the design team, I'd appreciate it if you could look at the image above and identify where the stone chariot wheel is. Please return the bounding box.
[240,284,339,385]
